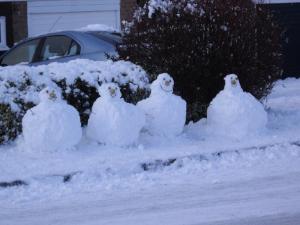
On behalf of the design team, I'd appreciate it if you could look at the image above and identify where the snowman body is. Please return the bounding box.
[87,83,145,146]
[207,74,267,139]
[137,73,186,137]
[22,88,82,152]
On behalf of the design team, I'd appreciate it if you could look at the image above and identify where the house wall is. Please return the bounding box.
[120,0,137,23]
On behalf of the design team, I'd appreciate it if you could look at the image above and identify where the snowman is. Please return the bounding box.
[22,87,82,152]
[137,73,187,137]
[206,74,268,139]
[86,83,145,146]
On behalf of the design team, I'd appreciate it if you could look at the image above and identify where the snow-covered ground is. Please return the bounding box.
[0,77,300,225]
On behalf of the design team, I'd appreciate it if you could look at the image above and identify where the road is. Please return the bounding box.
[1,171,300,225]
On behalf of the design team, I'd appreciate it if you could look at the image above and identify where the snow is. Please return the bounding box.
[87,83,145,146]
[0,76,300,224]
[142,0,201,19]
[0,59,149,112]
[137,73,187,137]
[194,74,268,140]
[22,87,82,152]
[147,0,173,18]
[77,24,119,32]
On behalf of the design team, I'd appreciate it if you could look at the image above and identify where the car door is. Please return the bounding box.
[0,38,42,66]
[33,35,81,66]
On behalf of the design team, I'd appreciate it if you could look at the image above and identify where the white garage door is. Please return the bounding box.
[28,0,120,37]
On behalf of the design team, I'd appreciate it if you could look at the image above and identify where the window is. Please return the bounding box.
[0,16,8,51]
[1,39,41,66]
[40,36,80,61]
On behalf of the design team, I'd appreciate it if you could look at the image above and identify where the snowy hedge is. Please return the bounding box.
[0,59,149,144]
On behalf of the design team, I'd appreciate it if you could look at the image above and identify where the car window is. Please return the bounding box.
[1,39,40,66]
[88,32,122,45]
[69,41,80,56]
[40,36,80,61]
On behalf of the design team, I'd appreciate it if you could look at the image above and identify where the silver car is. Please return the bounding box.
[0,31,121,66]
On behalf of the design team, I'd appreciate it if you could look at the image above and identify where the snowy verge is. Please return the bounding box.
[0,77,299,204]
[0,138,300,205]
[1,139,299,184]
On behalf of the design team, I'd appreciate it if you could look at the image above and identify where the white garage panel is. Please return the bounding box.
[28,0,120,37]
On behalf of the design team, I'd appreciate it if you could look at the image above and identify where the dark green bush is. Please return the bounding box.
[0,102,35,144]
[57,79,149,125]
[118,0,283,122]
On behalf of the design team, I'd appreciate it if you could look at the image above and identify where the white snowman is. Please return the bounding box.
[137,73,187,137]
[22,87,82,152]
[86,83,145,146]
[206,74,268,139]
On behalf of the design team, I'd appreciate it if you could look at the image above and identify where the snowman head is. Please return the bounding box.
[39,87,62,103]
[224,74,242,92]
[98,83,121,100]
[151,73,174,95]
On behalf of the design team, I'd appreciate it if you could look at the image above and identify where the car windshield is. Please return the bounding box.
[87,31,122,45]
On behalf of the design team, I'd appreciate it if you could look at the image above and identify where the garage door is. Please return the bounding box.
[28,0,120,37]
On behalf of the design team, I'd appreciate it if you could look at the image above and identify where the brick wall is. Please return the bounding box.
[0,2,14,47]
[0,1,27,48]
[11,2,28,43]
[120,0,137,23]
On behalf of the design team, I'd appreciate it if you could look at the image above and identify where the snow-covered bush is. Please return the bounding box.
[0,59,149,144]
[118,0,283,122]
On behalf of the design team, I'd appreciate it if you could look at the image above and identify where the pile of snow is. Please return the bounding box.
[77,24,118,32]
[141,0,200,18]
[0,59,149,112]
[147,0,173,18]
[137,73,186,137]
[265,77,300,112]
[22,87,82,152]
[196,74,268,139]
[87,83,145,146]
